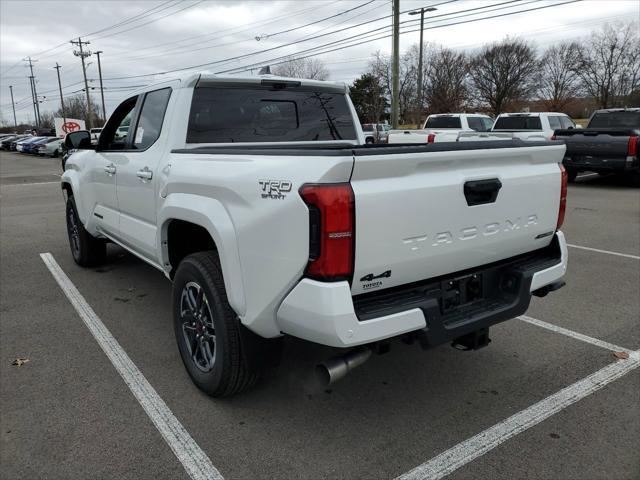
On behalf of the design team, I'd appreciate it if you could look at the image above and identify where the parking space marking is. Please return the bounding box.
[396,353,640,480]
[40,253,223,480]
[2,181,60,187]
[518,315,636,357]
[567,243,640,260]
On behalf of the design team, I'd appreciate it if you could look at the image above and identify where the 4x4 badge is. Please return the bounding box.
[360,270,392,282]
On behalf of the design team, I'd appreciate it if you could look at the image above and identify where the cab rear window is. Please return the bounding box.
[493,116,542,130]
[589,112,640,128]
[187,86,357,143]
[425,116,462,129]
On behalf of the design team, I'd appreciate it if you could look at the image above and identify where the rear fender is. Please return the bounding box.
[158,194,246,317]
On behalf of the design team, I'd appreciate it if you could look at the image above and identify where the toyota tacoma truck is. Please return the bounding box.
[61,74,568,397]
[554,108,639,183]
[387,113,494,144]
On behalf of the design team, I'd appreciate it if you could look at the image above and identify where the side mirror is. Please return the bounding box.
[65,130,92,150]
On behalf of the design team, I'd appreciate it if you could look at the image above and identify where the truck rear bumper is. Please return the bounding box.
[277,232,567,348]
[563,155,639,172]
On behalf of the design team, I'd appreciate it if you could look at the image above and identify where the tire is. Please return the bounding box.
[365,137,374,144]
[53,149,59,158]
[566,167,578,183]
[172,251,258,397]
[65,196,106,267]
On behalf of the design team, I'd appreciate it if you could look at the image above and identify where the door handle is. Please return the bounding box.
[104,163,116,175]
[136,167,153,181]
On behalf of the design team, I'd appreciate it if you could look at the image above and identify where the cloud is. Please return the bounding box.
[1,0,638,124]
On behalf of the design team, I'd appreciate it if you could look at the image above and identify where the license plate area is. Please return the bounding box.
[441,273,483,313]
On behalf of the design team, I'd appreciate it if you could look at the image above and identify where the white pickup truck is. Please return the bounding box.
[61,74,568,397]
[387,113,494,143]
[458,112,577,142]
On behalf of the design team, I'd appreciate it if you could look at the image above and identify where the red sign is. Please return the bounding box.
[62,121,81,134]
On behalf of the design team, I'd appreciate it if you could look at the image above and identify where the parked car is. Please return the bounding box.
[15,136,43,152]
[3,135,30,150]
[33,137,62,156]
[361,123,390,144]
[554,108,639,183]
[459,112,576,142]
[38,138,64,157]
[115,126,129,140]
[62,73,567,397]
[90,128,103,143]
[387,113,494,143]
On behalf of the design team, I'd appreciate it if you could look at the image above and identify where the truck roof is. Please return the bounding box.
[129,72,349,95]
[497,112,569,117]
[427,113,491,118]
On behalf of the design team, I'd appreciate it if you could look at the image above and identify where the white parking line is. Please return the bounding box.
[2,181,60,187]
[518,315,636,357]
[397,353,639,480]
[567,243,640,260]
[40,253,223,480]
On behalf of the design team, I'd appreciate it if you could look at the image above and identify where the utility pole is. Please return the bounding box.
[409,7,437,123]
[71,37,92,129]
[95,51,106,123]
[391,0,400,128]
[28,76,38,127]
[54,63,66,126]
[9,85,17,128]
[24,57,41,127]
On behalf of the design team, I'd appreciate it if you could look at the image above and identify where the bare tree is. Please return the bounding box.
[577,22,640,108]
[424,47,470,113]
[53,94,104,126]
[272,58,329,80]
[538,42,582,111]
[469,38,539,116]
[369,50,419,124]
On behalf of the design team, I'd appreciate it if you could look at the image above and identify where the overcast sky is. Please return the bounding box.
[1,0,638,125]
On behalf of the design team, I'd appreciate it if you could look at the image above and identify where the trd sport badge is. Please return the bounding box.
[259,180,292,200]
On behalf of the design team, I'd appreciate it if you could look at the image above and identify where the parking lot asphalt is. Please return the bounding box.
[1,150,638,480]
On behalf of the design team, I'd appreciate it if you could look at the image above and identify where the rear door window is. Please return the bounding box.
[493,116,542,130]
[425,116,462,129]
[467,116,490,132]
[187,86,357,143]
[559,116,575,129]
[548,116,562,130]
[132,87,172,150]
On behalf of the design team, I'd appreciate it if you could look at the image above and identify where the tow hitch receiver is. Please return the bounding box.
[452,327,491,351]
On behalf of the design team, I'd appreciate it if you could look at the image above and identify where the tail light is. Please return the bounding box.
[427,133,436,143]
[557,164,568,230]
[628,135,638,156]
[299,183,355,281]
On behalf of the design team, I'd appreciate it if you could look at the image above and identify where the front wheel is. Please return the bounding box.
[172,251,258,397]
[66,196,106,267]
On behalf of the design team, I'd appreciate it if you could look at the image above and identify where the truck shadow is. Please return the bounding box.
[570,173,639,188]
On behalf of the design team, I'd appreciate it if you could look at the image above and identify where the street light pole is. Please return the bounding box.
[409,7,437,123]
[95,51,106,124]
[9,85,17,128]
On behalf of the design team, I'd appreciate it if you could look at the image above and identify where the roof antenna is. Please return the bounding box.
[258,65,271,75]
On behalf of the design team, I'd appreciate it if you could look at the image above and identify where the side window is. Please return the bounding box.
[99,96,139,151]
[560,116,575,129]
[132,88,172,150]
[548,116,562,130]
[482,117,494,131]
[467,117,488,132]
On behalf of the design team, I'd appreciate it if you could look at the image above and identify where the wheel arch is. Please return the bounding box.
[159,195,246,317]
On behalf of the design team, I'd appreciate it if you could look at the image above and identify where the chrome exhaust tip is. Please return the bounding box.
[316,347,372,386]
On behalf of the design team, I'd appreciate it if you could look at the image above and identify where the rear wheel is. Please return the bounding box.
[566,167,578,183]
[365,137,374,144]
[66,196,106,267]
[173,251,258,397]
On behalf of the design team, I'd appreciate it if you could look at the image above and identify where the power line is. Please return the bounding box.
[81,0,177,38]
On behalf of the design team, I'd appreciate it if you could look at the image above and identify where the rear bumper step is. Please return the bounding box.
[277,232,567,349]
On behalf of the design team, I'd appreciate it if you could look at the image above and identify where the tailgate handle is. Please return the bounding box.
[464,179,502,206]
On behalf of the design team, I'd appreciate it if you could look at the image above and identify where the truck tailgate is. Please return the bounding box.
[557,129,633,157]
[349,143,565,294]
